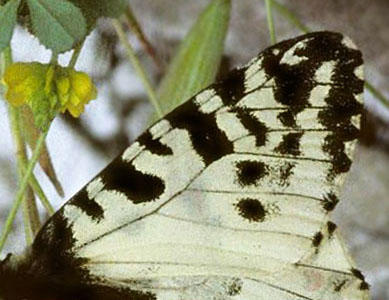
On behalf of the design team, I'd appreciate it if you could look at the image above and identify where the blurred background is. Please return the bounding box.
[0,1,388,299]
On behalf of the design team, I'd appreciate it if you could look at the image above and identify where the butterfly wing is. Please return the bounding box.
[1,31,366,300]
[117,222,369,300]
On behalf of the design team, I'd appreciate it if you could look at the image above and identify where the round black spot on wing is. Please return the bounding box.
[71,189,104,222]
[101,156,165,204]
[167,101,234,166]
[236,160,268,186]
[235,198,267,222]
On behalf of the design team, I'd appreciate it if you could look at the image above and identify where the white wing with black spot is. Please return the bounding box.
[0,31,369,300]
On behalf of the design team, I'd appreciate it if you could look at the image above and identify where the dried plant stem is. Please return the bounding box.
[112,19,163,118]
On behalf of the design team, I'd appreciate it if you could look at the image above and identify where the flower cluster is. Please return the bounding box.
[2,62,97,128]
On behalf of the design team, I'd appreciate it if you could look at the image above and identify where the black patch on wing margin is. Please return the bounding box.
[323,192,339,211]
[167,101,234,166]
[351,268,370,290]
[0,210,158,300]
[214,67,246,105]
[138,131,173,156]
[101,156,165,204]
[327,221,337,236]
[71,189,104,222]
[312,231,324,247]
[262,32,363,179]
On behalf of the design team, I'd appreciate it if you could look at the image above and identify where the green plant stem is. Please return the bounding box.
[265,0,277,44]
[271,0,389,108]
[112,19,163,118]
[50,52,59,64]
[271,0,309,33]
[22,199,33,244]
[2,47,46,244]
[24,188,41,236]
[365,81,389,109]
[0,125,50,251]
[8,106,40,244]
[68,40,84,68]
[25,169,55,215]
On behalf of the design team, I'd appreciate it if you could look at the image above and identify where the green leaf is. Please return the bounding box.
[25,0,87,53]
[0,0,21,52]
[69,0,127,32]
[156,0,231,115]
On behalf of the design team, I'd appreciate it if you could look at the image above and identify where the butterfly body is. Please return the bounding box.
[0,32,370,300]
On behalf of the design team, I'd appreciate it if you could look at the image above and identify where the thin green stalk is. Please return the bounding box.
[365,81,389,108]
[24,188,41,236]
[271,0,310,33]
[8,106,40,244]
[271,0,389,108]
[68,40,84,68]
[0,125,50,251]
[2,46,43,244]
[22,199,33,244]
[50,52,58,64]
[112,19,163,118]
[265,0,277,44]
[26,170,55,215]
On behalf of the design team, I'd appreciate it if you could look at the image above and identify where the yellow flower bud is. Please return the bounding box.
[2,62,48,106]
[2,62,97,121]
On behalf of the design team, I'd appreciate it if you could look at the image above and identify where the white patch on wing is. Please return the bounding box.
[308,85,331,106]
[149,119,172,139]
[86,177,105,199]
[199,94,224,114]
[237,87,278,109]
[314,61,336,84]
[280,39,310,66]
[354,65,363,80]
[244,57,266,92]
[194,89,217,106]
[216,111,249,141]
[342,35,358,50]
[122,142,143,161]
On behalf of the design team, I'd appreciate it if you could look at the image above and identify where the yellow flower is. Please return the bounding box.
[57,69,97,117]
[2,62,48,106]
[2,62,97,119]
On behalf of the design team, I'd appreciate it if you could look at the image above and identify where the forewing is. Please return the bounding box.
[31,31,364,299]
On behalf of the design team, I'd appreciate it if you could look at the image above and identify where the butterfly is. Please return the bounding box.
[0,31,370,300]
